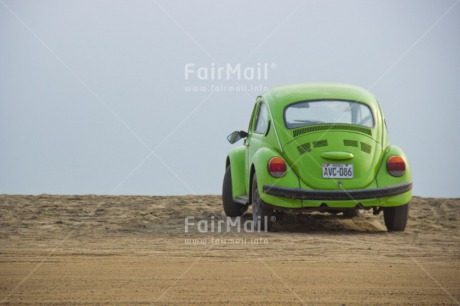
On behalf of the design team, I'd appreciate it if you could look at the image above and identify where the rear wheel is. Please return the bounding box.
[222,167,248,217]
[383,204,409,231]
[252,175,273,231]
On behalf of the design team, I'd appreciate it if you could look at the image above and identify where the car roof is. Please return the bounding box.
[262,83,379,111]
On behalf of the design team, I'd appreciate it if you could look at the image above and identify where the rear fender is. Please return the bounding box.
[252,147,302,208]
[376,145,412,206]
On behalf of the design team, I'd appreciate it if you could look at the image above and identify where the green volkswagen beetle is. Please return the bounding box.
[223,83,412,232]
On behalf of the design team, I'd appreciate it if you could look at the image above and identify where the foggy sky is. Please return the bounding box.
[1,0,459,197]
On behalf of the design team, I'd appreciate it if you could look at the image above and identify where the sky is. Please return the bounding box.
[1,0,459,197]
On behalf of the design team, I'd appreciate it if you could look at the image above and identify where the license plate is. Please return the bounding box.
[322,164,353,179]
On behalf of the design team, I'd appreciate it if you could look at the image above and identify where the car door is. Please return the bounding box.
[245,100,270,191]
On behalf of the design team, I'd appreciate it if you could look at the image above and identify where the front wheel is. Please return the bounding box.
[252,175,273,231]
[222,167,248,217]
[383,204,409,231]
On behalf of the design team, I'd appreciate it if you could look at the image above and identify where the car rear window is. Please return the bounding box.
[284,100,374,129]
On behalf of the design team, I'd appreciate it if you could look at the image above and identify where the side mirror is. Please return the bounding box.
[227,130,248,144]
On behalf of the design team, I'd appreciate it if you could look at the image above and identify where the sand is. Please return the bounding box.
[0,195,459,305]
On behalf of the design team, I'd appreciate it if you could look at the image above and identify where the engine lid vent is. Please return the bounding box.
[360,142,372,154]
[293,124,372,138]
[343,139,359,147]
[297,143,311,154]
[313,140,328,148]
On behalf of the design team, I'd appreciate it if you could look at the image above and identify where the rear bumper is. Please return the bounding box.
[262,182,412,201]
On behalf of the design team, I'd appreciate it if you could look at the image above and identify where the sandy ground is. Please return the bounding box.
[0,195,459,305]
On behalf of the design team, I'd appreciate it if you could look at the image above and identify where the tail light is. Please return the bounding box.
[387,156,406,177]
[268,157,287,178]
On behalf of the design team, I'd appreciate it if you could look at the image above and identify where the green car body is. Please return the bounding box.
[223,83,412,231]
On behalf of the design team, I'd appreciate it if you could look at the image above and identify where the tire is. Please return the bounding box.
[343,208,360,218]
[222,167,248,217]
[251,175,273,231]
[383,204,409,231]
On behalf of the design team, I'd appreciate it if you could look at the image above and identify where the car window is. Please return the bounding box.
[284,100,374,129]
[254,102,269,134]
[248,103,259,133]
